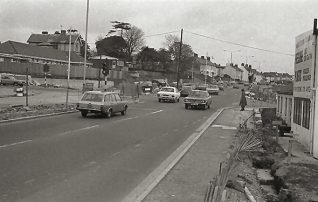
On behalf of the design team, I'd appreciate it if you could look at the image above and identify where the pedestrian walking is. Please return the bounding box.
[239,88,247,111]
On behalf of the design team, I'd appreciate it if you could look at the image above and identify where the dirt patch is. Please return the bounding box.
[0,104,76,121]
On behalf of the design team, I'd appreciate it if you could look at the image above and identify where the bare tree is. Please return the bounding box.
[122,26,145,58]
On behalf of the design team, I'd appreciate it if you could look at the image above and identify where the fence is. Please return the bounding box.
[0,61,99,79]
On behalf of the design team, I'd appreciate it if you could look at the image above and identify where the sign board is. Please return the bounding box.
[294,30,314,98]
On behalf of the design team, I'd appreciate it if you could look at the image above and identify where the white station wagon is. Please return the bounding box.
[76,91,128,118]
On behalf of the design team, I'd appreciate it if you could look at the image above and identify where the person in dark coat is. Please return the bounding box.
[239,89,247,111]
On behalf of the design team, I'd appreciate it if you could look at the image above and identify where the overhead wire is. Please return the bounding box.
[184,30,295,57]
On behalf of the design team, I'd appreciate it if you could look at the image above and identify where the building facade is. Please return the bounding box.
[292,30,317,158]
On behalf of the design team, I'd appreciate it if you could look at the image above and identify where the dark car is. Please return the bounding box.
[184,90,212,110]
[180,86,193,97]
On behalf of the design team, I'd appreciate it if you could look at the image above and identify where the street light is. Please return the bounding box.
[223,49,241,64]
[83,0,90,85]
[66,28,78,108]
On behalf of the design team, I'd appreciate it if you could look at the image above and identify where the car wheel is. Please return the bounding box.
[106,109,112,118]
[208,104,210,109]
[158,99,161,102]
[121,106,127,115]
[177,98,180,102]
[185,104,189,109]
[81,111,88,117]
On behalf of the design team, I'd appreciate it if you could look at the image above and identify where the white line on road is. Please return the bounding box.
[211,124,237,130]
[111,152,121,157]
[0,139,33,149]
[58,125,99,136]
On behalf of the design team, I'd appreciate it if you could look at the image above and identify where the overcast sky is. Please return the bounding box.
[1,0,317,74]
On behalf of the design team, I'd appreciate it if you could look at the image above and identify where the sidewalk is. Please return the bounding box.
[143,108,254,202]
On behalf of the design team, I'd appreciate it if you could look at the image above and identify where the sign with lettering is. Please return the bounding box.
[294,30,314,97]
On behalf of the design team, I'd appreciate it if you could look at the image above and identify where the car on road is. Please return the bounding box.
[207,84,220,95]
[195,84,208,91]
[0,74,19,85]
[180,86,193,97]
[184,90,212,110]
[157,86,180,102]
[76,91,128,118]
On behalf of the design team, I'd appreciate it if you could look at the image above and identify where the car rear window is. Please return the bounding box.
[161,88,174,92]
[81,93,103,102]
[189,91,207,98]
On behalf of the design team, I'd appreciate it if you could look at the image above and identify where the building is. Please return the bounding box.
[241,64,250,82]
[0,40,95,79]
[194,55,217,81]
[276,84,293,127]
[27,30,81,55]
[223,63,237,80]
[292,29,317,158]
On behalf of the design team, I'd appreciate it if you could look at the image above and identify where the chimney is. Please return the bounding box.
[42,31,48,34]
[54,31,60,34]
[61,30,66,34]
[193,53,198,57]
[201,56,205,59]
[207,57,211,61]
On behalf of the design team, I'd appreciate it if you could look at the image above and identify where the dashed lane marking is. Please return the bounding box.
[58,125,99,136]
[211,124,237,130]
[0,139,33,149]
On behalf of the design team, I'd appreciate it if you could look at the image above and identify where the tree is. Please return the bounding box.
[163,34,194,76]
[107,21,131,36]
[122,26,145,59]
[79,36,91,59]
[95,36,127,59]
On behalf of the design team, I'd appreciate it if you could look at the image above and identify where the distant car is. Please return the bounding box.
[157,87,180,102]
[76,91,128,118]
[180,86,193,97]
[195,84,208,91]
[218,84,224,91]
[0,74,18,85]
[184,90,212,110]
[233,83,240,89]
[207,85,220,95]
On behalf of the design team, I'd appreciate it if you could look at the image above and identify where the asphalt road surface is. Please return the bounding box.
[0,88,241,202]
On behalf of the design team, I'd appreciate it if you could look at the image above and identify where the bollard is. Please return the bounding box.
[287,139,293,164]
[276,126,279,143]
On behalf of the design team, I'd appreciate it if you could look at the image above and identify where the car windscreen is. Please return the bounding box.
[81,93,104,102]
[189,91,207,98]
[161,88,174,92]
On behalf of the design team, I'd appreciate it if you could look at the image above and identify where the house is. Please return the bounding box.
[223,63,237,80]
[276,84,293,127]
[0,40,94,79]
[291,29,317,158]
[241,64,250,82]
[216,65,225,80]
[27,30,81,55]
[254,71,263,83]
[194,55,217,82]
[233,65,243,81]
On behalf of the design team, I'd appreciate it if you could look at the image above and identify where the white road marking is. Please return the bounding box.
[211,124,237,130]
[0,139,32,149]
[149,110,163,115]
[111,152,120,157]
[24,179,35,184]
[134,144,141,148]
[58,125,99,136]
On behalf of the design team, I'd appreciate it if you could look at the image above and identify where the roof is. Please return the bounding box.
[195,57,214,66]
[0,40,86,63]
[27,33,80,44]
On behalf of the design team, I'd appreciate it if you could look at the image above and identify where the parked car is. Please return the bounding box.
[76,91,128,118]
[195,84,208,91]
[184,90,212,110]
[180,86,193,97]
[0,74,18,85]
[157,86,180,102]
[207,84,220,95]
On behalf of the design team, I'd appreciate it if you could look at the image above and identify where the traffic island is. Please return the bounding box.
[0,104,77,122]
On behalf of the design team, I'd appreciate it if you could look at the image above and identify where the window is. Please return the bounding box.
[277,96,281,113]
[293,97,302,125]
[302,98,311,129]
[285,97,288,116]
[114,94,121,101]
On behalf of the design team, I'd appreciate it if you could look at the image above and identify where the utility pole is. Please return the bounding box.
[83,0,90,86]
[66,27,72,108]
[312,18,318,156]
[205,54,207,85]
[176,28,183,89]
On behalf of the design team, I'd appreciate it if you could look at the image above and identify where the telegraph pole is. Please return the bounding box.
[176,28,183,89]
[83,0,90,85]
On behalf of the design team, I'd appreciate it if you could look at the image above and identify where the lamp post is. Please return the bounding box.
[223,49,241,64]
[205,53,208,85]
[83,0,90,85]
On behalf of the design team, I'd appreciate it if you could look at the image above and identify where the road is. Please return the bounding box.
[0,88,241,202]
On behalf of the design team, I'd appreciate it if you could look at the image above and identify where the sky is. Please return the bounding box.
[1,0,318,74]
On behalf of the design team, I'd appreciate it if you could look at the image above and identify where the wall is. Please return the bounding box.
[0,61,99,79]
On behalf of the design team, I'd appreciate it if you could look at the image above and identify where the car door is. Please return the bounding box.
[109,94,119,112]
[114,93,124,111]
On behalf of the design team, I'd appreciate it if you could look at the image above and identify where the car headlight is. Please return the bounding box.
[201,100,207,103]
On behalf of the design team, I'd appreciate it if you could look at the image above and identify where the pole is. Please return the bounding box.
[230,51,232,64]
[98,54,101,88]
[25,65,29,106]
[66,27,72,108]
[312,18,318,156]
[44,72,47,87]
[83,0,89,85]
[176,28,183,89]
[205,54,207,85]
[191,60,194,82]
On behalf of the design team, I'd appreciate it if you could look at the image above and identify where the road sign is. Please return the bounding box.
[43,64,50,73]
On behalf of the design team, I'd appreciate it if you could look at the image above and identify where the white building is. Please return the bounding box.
[292,29,318,158]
